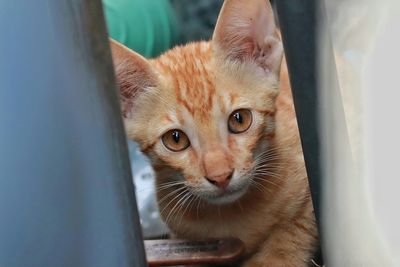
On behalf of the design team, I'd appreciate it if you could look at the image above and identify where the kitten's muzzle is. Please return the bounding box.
[205,170,233,189]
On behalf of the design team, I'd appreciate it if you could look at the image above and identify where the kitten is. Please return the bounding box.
[110,0,318,266]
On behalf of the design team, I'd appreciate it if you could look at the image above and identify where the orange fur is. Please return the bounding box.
[111,0,318,266]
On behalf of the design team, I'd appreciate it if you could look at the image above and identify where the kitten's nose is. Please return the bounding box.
[205,171,233,189]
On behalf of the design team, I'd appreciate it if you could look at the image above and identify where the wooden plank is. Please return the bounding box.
[145,238,245,266]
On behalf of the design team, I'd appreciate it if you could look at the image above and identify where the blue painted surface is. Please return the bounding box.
[0,1,146,266]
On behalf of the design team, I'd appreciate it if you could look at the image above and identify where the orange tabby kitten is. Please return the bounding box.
[111,0,318,266]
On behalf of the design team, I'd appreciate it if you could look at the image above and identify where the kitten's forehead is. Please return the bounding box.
[147,41,278,137]
[153,42,219,122]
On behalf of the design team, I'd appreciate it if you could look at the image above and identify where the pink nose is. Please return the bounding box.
[205,171,233,189]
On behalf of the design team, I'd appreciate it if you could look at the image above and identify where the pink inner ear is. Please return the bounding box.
[250,3,276,46]
[254,36,283,74]
[212,0,283,74]
[110,40,157,118]
[115,59,156,118]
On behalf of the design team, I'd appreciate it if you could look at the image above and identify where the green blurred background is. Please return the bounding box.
[102,0,223,58]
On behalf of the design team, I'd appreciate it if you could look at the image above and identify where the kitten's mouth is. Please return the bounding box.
[205,185,249,205]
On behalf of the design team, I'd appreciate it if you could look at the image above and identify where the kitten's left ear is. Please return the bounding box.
[212,0,283,76]
[110,39,158,118]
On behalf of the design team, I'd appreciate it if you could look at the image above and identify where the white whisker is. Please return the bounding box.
[159,187,188,218]
[253,176,281,188]
[164,190,190,226]
[158,186,186,206]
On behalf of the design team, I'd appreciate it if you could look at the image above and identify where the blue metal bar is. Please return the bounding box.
[0,1,147,266]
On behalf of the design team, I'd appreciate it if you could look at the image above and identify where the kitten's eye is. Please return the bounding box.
[228,109,252,134]
[161,129,190,152]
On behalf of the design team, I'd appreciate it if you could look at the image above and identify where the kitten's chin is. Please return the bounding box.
[205,186,248,205]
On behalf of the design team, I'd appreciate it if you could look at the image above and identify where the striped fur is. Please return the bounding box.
[111,0,318,266]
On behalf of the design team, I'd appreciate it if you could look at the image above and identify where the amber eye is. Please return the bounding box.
[228,109,252,134]
[161,129,190,152]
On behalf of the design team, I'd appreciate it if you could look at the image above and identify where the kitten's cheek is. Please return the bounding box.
[184,175,195,182]
[190,178,221,194]
[231,170,248,187]
[184,176,211,189]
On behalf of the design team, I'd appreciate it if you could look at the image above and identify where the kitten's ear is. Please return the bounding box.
[110,39,157,118]
[212,0,283,75]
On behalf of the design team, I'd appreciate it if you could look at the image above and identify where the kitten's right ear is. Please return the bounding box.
[110,39,157,118]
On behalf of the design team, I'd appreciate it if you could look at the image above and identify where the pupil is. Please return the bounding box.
[234,112,243,124]
[172,131,180,143]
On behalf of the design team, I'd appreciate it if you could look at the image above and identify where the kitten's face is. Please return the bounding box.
[111,0,283,205]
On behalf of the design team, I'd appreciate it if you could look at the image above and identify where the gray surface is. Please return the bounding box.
[171,0,223,43]
[0,1,146,266]
[128,141,169,238]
